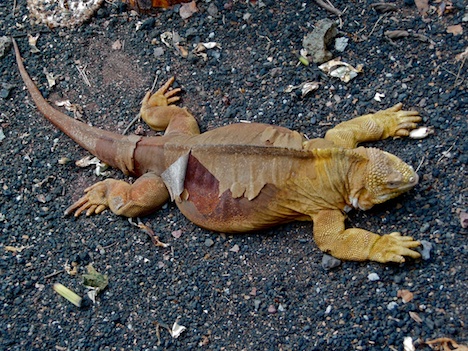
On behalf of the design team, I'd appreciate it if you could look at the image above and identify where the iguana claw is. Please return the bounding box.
[375,103,422,139]
[65,181,111,217]
[142,76,181,108]
[369,232,421,263]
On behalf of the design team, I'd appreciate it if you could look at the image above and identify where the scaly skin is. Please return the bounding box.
[13,38,423,263]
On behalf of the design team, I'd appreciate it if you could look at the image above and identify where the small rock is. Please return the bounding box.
[419,222,430,233]
[321,254,341,270]
[254,299,261,311]
[419,240,433,260]
[229,244,240,253]
[334,37,349,52]
[268,304,277,314]
[387,301,398,310]
[459,210,468,228]
[368,273,380,281]
[171,230,182,239]
[153,47,165,57]
[140,18,155,31]
[302,19,337,64]
[278,304,285,312]
[397,289,414,303]
[0,36,12,59]
[207,3,218,17]
[325,305,332,314]
[204,238,214,247]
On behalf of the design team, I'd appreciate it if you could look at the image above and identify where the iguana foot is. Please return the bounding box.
[65,180,113,217]
[141,77,181,108]
[369,232,421,263]
[374,103,422,138]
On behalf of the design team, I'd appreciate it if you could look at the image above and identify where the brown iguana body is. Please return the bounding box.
[13,38,423,263]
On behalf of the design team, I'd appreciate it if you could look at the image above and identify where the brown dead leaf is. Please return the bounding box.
[447,24,463,36]
[455,47,468,61]
[426,337,468,351]
[414,0,429,16]
[179,1,198,20]
[385,30,410,39]
[397,289,414,303]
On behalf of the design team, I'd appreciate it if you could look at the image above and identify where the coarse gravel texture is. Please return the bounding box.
[1,0,467,350]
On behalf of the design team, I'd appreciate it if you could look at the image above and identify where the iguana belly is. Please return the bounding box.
[176,154,301,233]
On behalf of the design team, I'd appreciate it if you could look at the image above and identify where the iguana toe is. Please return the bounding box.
[369,232,421,263]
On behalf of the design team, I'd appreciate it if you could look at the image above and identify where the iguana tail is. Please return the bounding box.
[12,38,141,175]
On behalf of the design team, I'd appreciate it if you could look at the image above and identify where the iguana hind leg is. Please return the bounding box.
[324,103,422,148]
[140,77,200,136]
[312,210,421,263]
[65,173,169,218]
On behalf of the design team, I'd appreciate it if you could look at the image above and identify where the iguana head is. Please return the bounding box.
[349,148,419,211]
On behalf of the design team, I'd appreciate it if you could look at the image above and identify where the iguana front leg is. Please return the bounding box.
[324,103,422,148]
[140,77,200,136]
[312,210,421,263]
[65,173,169,218]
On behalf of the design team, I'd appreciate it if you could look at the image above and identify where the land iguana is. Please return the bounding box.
[13,38,423,263]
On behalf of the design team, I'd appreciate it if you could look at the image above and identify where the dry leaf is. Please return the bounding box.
[414,0,429,16]
[397,289,414,303]
[202,42,221,50]
[179,1,198,20]
[455,47,468,61]
[318,59,363,83]
[170,320,187,338]
[426,338,468,351]
[447,24,463,36]
[385,30,410,39]
[4,245,28,253]
[112,39,122,50]
[28,34,40,53]
[75,155,102,167]
[301,82,320,97]
[404,337,415,351]
[44,68,56,88]
[409,311,423,324]
[160,32,173,47]
[129,218,169,247]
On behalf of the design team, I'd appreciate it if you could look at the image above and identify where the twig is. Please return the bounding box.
[439,65,457,77]
[123,72,159,135]
[454,56,466,88]
[437,143,455,163]
[12,0,17,17]
[44,270,62,279]
[415,156,425,173]
[151,73,159,92]
[76,64,91,87]
[314,0,342,16]
[122,112,140,135]
[368,14,388,38]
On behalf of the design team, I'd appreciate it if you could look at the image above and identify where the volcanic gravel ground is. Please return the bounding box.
[1,0,467,350]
